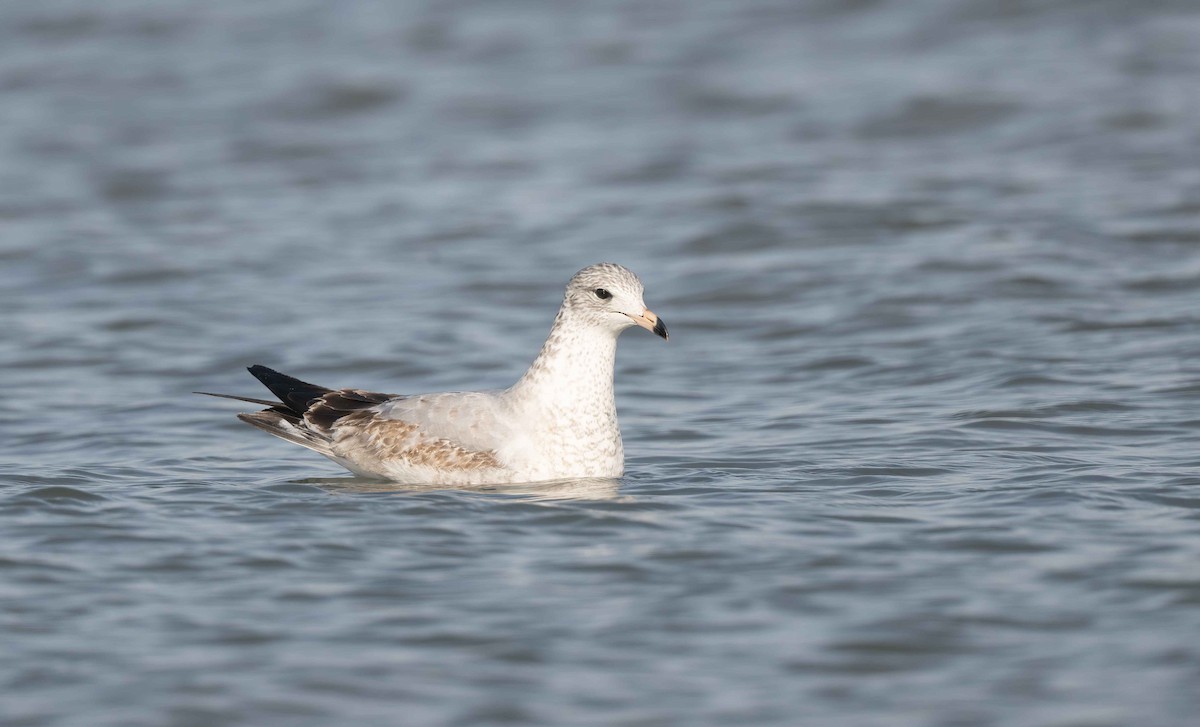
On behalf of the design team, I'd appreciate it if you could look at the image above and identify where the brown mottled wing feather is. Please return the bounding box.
[328,409,503,472]
[303,389,395,431]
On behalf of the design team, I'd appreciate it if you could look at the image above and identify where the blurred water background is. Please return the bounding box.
[3,1,1200,725]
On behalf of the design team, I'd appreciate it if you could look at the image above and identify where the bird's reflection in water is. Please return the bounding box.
[295,476,625,501]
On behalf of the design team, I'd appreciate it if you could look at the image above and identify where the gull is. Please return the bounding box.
[200,263,668,484]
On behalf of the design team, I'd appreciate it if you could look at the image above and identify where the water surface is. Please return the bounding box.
[3,1,1200,726]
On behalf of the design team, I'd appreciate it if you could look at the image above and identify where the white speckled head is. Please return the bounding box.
[562,263,668,340]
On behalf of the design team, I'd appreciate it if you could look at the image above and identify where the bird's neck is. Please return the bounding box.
[510,306,618,412]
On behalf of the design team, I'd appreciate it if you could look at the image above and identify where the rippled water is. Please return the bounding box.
[4,1,1200,725]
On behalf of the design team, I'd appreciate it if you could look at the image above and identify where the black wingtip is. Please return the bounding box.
[194,391,285,407]
[245,365,331,415]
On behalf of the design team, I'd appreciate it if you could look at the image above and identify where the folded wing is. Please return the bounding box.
[201,365,510,478]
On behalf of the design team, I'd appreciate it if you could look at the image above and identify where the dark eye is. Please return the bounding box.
[594,288,612,300]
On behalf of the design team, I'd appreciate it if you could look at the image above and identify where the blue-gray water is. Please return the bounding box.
[3,1,1200,725]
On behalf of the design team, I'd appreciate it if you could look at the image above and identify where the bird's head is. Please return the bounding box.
[563,263,668,340]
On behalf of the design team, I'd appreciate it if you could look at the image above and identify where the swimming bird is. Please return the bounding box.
[199,263,668,484]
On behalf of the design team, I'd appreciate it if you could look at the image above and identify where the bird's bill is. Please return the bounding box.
[628,309,669,340]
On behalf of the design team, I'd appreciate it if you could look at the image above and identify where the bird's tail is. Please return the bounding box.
[235,410,333,455]
[196,365,336,455]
